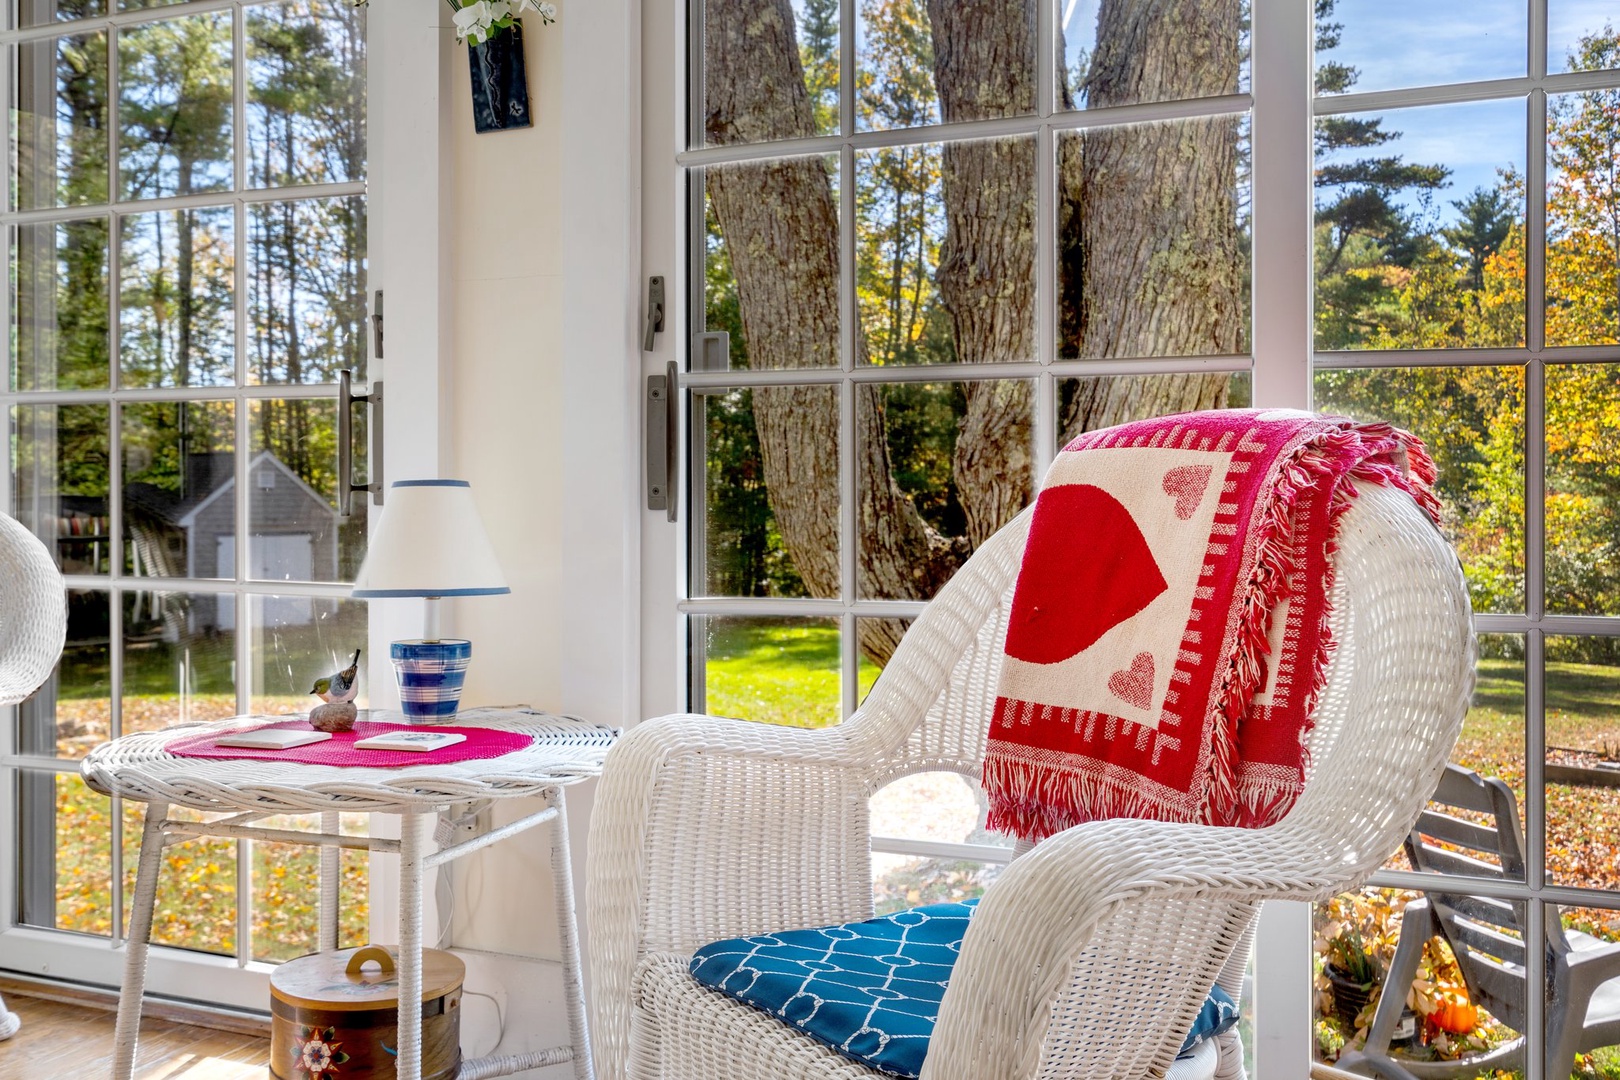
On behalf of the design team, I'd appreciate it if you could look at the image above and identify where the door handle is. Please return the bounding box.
[338,370,384,518]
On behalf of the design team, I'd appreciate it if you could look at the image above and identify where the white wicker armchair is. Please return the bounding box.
[0,512,69,1041]
[586,482,1475,1080]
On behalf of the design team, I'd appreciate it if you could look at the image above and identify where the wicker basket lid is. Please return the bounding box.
[271,946,464,1012]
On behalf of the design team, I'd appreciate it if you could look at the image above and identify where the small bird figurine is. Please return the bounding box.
[311,649,361,704]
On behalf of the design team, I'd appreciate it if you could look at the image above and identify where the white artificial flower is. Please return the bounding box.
[453,0,495,43]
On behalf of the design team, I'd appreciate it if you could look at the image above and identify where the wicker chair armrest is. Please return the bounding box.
[587,711,876,1080]
[922,817,1352,1080]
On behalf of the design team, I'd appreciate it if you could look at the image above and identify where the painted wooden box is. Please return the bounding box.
[270,945,464,1080]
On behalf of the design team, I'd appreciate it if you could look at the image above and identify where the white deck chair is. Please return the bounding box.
[0,513,69,1040]
[587,482,1475,1080]
[1340,764,1620,1080]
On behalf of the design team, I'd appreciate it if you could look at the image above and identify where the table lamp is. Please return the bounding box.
[351,480,509,723]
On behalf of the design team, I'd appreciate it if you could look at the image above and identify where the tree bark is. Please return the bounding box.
[1057,0,1244,440]
[926,0,1038,547]
[706,0,959,663]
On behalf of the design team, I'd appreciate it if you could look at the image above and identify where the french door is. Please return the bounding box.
[1,0,372,1007]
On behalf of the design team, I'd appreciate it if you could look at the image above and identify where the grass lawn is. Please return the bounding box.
[703,618,882,727]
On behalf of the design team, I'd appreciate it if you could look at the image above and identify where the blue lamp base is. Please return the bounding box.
[390,639,472,724]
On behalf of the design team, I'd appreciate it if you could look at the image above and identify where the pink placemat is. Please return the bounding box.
[165,719,534,768]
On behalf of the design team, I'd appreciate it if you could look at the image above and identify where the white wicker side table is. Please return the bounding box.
[80,705,617,1080]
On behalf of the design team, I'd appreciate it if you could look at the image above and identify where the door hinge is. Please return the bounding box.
[371,289,384,360]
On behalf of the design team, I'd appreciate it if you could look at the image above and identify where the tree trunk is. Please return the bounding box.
[926,0,1038,547]
[705,0,959,664]
[1058,0,1244,440]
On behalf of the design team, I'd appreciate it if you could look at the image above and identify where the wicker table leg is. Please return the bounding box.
[549,789,594,1080]
[319,810,341,952]
[397,811,434,1080]
[112,800,170,1080]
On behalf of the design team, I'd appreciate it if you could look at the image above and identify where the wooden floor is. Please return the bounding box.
[0,987,271,1079]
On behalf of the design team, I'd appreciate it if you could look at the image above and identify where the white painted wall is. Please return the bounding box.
[389,0,640,1066]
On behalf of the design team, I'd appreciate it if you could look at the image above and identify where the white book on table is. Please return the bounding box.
[352,731,468,752]
[216,729,333,750]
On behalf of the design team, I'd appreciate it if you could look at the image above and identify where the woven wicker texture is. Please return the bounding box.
[0,513,67,708]
[82,707,616,813]
[0,512,66,1040]
[586,481,1475,1080]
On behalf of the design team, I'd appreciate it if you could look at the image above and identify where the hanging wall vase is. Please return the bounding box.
[468,21,531,133]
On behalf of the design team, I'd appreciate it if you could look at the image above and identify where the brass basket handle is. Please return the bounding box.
[345,945,397,979]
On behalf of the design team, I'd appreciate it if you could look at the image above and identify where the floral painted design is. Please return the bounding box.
[293,1025,351,1078]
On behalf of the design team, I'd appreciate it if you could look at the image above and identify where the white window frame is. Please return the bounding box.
[0,0,454,1012]
[641,0,1620,1077]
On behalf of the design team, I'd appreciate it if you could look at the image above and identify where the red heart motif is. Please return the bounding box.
[1162,464,1214,520]
[1004,484,1168,665]
[1107,652,1157,712]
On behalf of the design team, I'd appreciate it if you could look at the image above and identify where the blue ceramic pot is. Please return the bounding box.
[390,639,472,723]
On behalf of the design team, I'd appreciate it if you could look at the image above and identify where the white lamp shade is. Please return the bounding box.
[351,480,510,597]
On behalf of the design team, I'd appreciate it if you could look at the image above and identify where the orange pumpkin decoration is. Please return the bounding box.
[1431,985,1478,1034]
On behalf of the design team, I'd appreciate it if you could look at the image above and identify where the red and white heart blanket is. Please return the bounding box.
[983,409,1441,840]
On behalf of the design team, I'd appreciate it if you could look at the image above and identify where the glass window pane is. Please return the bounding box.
[1057,116,1250,360]
[247,594,368,715]
[704,156,841,370]
[13,218,111,391]
[857,137,1036,366]
[1549,4,1620,75]
[859,379,1034,601]
[694,615,843,727]
[18,590,112,760]
[252,834,322,962]
[1312,0,1524,97]
[247,0,367,188]
[119,207,236,388]
[1544,638,1620,892]
[702,0,838,145]
[1545,364,1620,615]
[12,403,111,573]
[1313,886,1525,1075]
[871,771,1012,850]
[248,399,364,583]
[123,802,235,956]
[1055,372,1250,450]
[699,385,838,599]
[248,813,368,963]
[19,0,110,29]
[121,589,237,733]
[858,0,1034,132]
[49,773,115,936]
[1314,100,1526,352]
[1427,633,1526,882]
[1546,89,1620,348]
[13,32,109,210]
[121,400,235,579]
[872,855,1000,915]
[1313,366,1525,616]
[118,12,234,202]
[247,196,367,384]
[856,615,908,705]
[1546,898,1620,1078]
[1059,0,1244,110]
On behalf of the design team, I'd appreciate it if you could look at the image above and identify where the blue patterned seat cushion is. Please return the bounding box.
[688,899,1240,1079]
